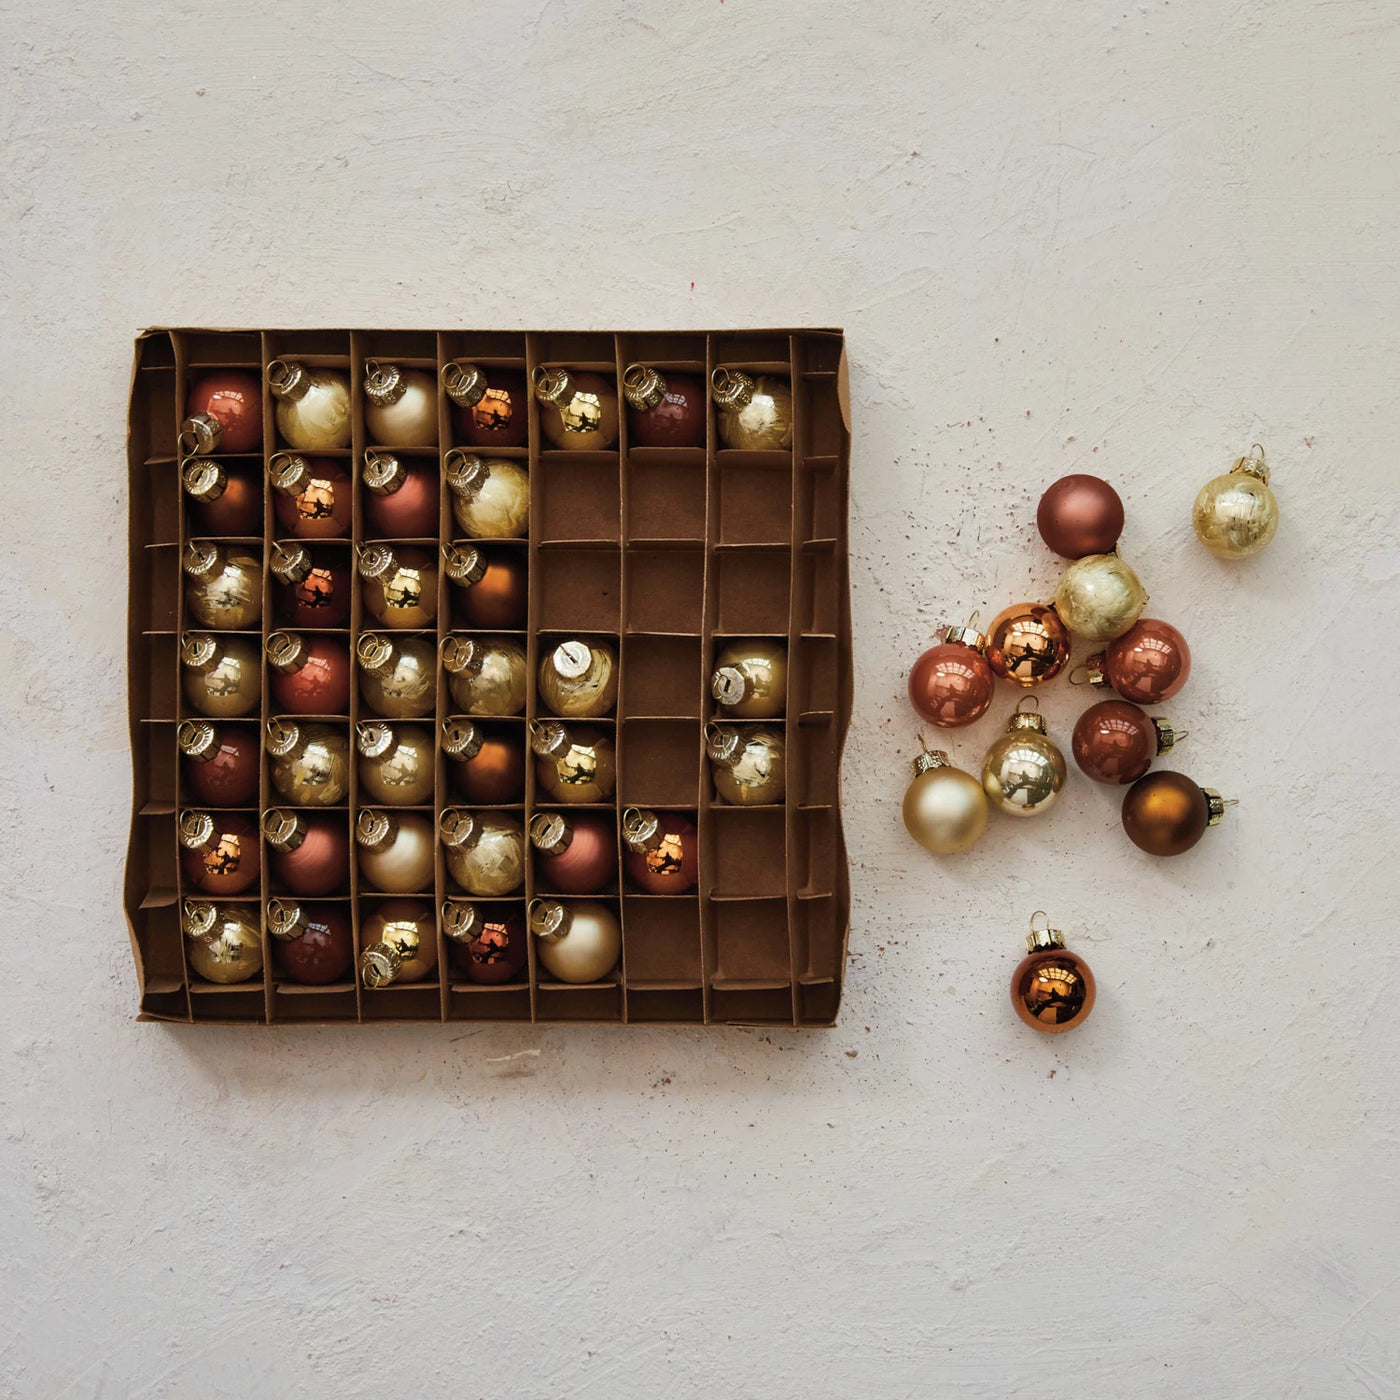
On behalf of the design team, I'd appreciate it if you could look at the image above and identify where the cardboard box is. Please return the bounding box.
[123,330,852,1025]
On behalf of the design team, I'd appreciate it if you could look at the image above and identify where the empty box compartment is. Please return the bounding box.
[448,984,534,1021]
[537,457,621,544]
[718,457,793,546]
[788,725,840,809]
[795,552,840,636]
[627,549,704,634]
[796,894,841,984]
[620,720,701,806]
[711,985,794,1025]
[535,984,624,1021]
[794,807,838,899]
[620,897,702,984]
[712,898,792,983]
[715,552,792,635]
[537,548,621,632]
[710,807,788,899]
[800,457,843,543]
[792,634,839,715]
[622,635,703,718]
[627,454,707,542]
[627,987,704,1023]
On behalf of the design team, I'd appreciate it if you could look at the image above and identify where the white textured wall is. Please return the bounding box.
[2,2,1397,1395]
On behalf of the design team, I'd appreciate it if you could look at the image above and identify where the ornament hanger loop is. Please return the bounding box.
[1015,693,1041,714]
[966,609,981,629]
[1068,665,1089,686]
[1029,910,1051,935]
[1250,443,1266,460]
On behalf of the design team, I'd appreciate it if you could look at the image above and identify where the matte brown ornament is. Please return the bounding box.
[443,543,528,629]
[530,812,617,894]
[1121,770,1234,857]
[442,718,526,805]
[182,459,263,537]
[362,451,441,538]
[1036,474,1124,558]
[1010,913,1095,1034]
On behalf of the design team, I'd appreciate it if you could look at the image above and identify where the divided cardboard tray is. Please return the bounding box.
[124,329,852,1026]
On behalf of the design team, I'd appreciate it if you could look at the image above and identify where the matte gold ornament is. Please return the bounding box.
[711,638,787,719]
[267,360,352,450]
[182,540,263,630]
[711,367,794,450]
[442,635,528,716]
[356,721,436,806]
[440,808,526,896]
[181,632,261,718]
[445,450,530,539]
[182,898,263,985]
[529,721,617,804]
[902,744,989,855]
[530,898,621,983]
[537,639,618,717]
[362,360,438,447]
[356,633,437,718]
[1192,444,1279,559]
[359,898,438,987]
[265,717,350,806]
[355,809,436,893]
[706,722,786,805]
[1010,912,1096,1034]
[531,366,620,451]
[981,698,1066,817]
[1053,553,1148,644]
[356,543,438,630]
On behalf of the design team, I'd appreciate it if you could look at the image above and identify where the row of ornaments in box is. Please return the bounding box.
[179,360,794,462]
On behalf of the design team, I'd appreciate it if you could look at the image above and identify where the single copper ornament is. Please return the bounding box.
[270,542,352,628]
[180,370,263,455]
[530,812,617,895]
[622,364,706,448]
[442,718,526,805]
[362,451,441,538]
[270,453,353,539]
[443,543,528,629]
[985,603,1070,687]
[1121,770,1235,857]
[622,808,699,894]
[178,721,260,806]
[1082,618,1191,706]
[182,459,263,536]
[268,898,353,985]
[263,809,350,897]
[1072,700,1181,785]
[532,367,620,451]
[1036,474,1124,558]
[442,363,530,449]
[178,810,261,895]
[443,900,528,984]
[1010,912,1096,1033]
[908,615,995,725]
[362,361,438,447]
[267,632,351,715]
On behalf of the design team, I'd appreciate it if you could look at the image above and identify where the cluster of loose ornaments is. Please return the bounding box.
[903,450,1279,1032]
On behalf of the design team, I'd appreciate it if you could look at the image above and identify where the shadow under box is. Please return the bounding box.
[619,720,701,807]
[626,549,703,635]
[715,552,792,635]
[621,635,703,718]
[537,457,621,544]
[536,548,621,632]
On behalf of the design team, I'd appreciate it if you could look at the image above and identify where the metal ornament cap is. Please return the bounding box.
[267,359,309,402]
[439,808,479,849]
[267,897,309,942]
[177,810,217,852]
[1231,446,1270,483]
[177,720,217,761]
[552,640,594,680]
[181,540,221,582]
[362,359,406,407]
[529,812,572,854]
[442,543,486,585]
[177,412,223,457]
[528,899,571,942]
[441,361,486,408]
[265,631,307,673]
[355,809,399,852]
[264,717,303,757]
[441,635,482,675]
[441,899,482,942]
[181,898,219,942]
[711,666,748,707]
[356,632,395,675]
[621,807,661,853]
[705,722,743,767]
[531,365,576,406]
[942,616,988,651]
[441,717,483,760]
[261,808,306,851]
[529,720,572,761]
[444,449,488,497]
[355,722,396,759]
[710,366,756,409]
[269,541,312,585]
[356,543,397,580]
[912,748,951,776]
[180,632,220,673]
[268,452,310,494]
[359,942,404,989]
[622,363,667,410]
[181,458,226,501]
[362,450,406,494]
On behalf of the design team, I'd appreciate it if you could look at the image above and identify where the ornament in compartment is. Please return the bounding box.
[443,900,528,984]
[443,543,528,629]
[537,638,618,718]
[1121,771,1235,857]
[262,809,350,897]
[178,810,261,895]
[530,721,617,804]
[355,809,436,893]
[445,450,530,539]
[440,809,526,897]
[980,698,1066,818]
[181,632,261,718]
[529,898,621,983]
[357,543,438,630]
[442,718,525,804]
[180,369,263,455]
[622,364,706,448]
[362,450,441,538]
[182,540,262,631]
[622,808,699,894]
[269,541,352,629]
[1010,912,1096,1034]
[267,898,353,985]
[356,633,438,719]
[531,366,620,451]
[359,899,437,988]
[356,721,436,806]
[270,453,353,539]
[441,635,528,716]
[182,898,263,985]
[530,812,616,894]
[706,723,786,805]
[711,367,793,451]
[442,362,530,449]
[265,718,349,806]
[267,359,351,450]
[1193,445,1278,559]
[362,360,438,447]
[711,638,787,720]
[181,458,262,537]
[266,632,351,716]
[178,720,260,807]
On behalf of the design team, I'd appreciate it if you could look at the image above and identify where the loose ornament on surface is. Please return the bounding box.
[984,603,1071,687]
[1010,913,1096,1034]
[1192,445,1279,559]
[980,698,1067,817]
[1052,553,1149,644]
[1121,770,1235,857]
[1072,700,1182,786]
[1079,617,1191,706]
[1036,474,1124,558]
[901,746,989,854]
[908,615,996,725]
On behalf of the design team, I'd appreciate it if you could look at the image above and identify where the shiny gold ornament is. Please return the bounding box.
[356,633,437,718]
[980,698,1066,817]
[362,360,438,446]
[902,745,989,854]
[1053,553,1148,644]
[182,898,263,985]
[266,360,352,450]
[529,721,617,804]
[359,898,438,987]
[1010,912,1096,1033]
[711,368,794,451]
[265,717,350,805]
[356,543,438,630]
[530,898,622,983]
[711,638,787,719]
[356,721,436,806]
[181,632,261,718]
[1193,444,1279,559]
[706,722,786,805]
[441,634,528,716]
[445,450,530,539]
[440,808,526,896]
[537,638,618,717]
[531,367,620,450]
[355,809,436,892]
[985,603,1070,686]
[182,540,262,630]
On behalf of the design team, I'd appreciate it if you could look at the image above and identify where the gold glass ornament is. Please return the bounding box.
[706,722,786,805]
[530,898,621,983]
[1193,444,1279,559]
[181,632,261,718]
[531,366,620,450]
[902,744,989,854]
[265,717,350,806]
[182,898,263,984]
[355,809,436,893]
[1011,912,1096,1033]
[356,543,438,630]
[359,898,438,987]
[711,367,794,451]
[445,451,530,539]
[266,360,351,450]
[356,721,436,806]
[356,633,437,718]
[529,721,617,804]
[537,639,618,717]
[981,698,1066,817]
[182,540,262,631]
[440,808,526,896]
[711,638,787,719]
[441,634,528,716]
[985,603,1070,686]
[1053,553,1148,644]
[362,360,438,447]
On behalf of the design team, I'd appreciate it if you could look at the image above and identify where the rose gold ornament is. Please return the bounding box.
[270,453,353,539]
[362,451,441,538]
[1080,618,1191,706]
[178,720,261,807]
[529,811,617,894]
[266,632,351,715]
[622,808,699,894]
[1036,475,1124,558]
[442,363,529,449]
[262,809,350,897]
[908,615,996,725]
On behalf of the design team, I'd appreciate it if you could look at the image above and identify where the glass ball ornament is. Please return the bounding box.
[706,723,785,805]
[262,809,350,897]
[531,366,620,451]
[355,809,436,893]
[537,639,618,718]
[621,808,699,894]
[711,638,787,720]
[357,633,437,719]
[1053,553,1148,644]
[442,718,526,805]
[1036,474,1124,558]
[356,722,436,806]
[267,898,353,985]
[1121,770,1235,857]
[442,543,528,629]
[985,603,1070,687]
[357,543,438,631]
[362,360,438,447]
[980,698,1066,817]
[622,364,706,448]
[1193,445,1278,559]
[359,898,437,988]
[270,453,353,538]
[181,632,261,718]
[711,367,793,451]
[180,369,263,455]
[182,540,262,631]
[442,362,530,449]
[529,812,617,895]
[266,632,351,716]
[1072,700,1182,785]
[530,721,617,805]
[445,451,530,539]
[1080,617,1191,706]
[362,451,441,538]
[270,542,352,629]
[182,899,263,985]
[901,746,989,854]
[440,809,526,897]
[182,458,263,536]
[442,635,528,716]
[178,810,261,895]
[1010,913,1096,1034]
[908,615,995,724]
[265,718,350,806]
[529,898,622,984]
[442,900,528,984]
[267,360,351,451]
[178,720,260,806]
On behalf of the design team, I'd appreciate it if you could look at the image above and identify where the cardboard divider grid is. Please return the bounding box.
[125,328,850,1026]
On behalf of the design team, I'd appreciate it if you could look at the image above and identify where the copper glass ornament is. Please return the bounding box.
[980,698,1066,817]
[267,632,351,716]
[362,361,438,447]
[357,543,438,630]
[268,898,353,985]
[1010,913,1096,1034]
[530,721,617,804]
[443,543,528,629]
[182,458,263,536]
[1072,700,1182,786]
[180,369,263,455]
[442,718,526,804]
[622,364,706,448]
[442,363,529,449]
[529,898,621,983]
[706,723,785,805]
[182,540,262,631]
[181,633,261,718]
[1121,770,1235,857]
[262,809,350,897]
[443,900,528,984]
[357,633,437,719]
[182,899,263,985]
[1053,553,1148,644]
[621,808,699,894]
[270,453,353,538]
[530,812,617,894]
[178,720,260,806]
[270,542,352,628]
[440,809,526,897]
[901,746,988,854]
[537,639,618,718]
[1193,445,1278,559]
[359,898,437,987]
[445,452,530,539]
[711,368,793,451]
[442,635,528,716]
[178,810,261,895]
[267,360,351,451]
[531,367,620,451]
[711,638,787,720]
[362,451,441,538]
[1080,617,1191,706]
[265,718,350,806]
[356,722,436,806]
[1036,474,1124,558]
[908,615,995,725]
[985,604,1070,687]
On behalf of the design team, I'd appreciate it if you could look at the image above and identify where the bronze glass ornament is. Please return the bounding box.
[362,360,438,447]
[985,603,1070,687]
[178,810,260,895]
[442,718,526,804]
[266,631,351,716]
[908,615,996,726]
[445,451,530,539]
[1072,701,1182,786]
[980,698,1066,817]
[442,899,528,983]
[265,718,350,806]
[711,367,793,450]
[442,543,528,629]
[182,899,263,985]
[359,898,437,988]
[1010,913,1096,1034]
[181,632,261,718]
[621,808,699,894]
[529,811,617,895]
[531,366,620,451]
[357,633,437,718]
[262,808,350,897]
[1081,617,1192,706]
[270,541,352,629]
[356,721,436,806]
[267,359,352,450]
[182,540,262,631]
[269,452,353,538]
[706,723,785,805]
[537,639,618,717]
[440,809,526,897]
[1193,445,1279,559]
[442,635,528,716]
[1121,770,1235,857]
[357,543,438,630]
[442,362,529,449]
[178,720,260,806]
[1036,475,1124,558]
[530,721,617,804]
[362,451,440,538]
[180,369,263,455]
[529,898,622,983]
[267,897,353,985]
[711,638,787,720]
[182,458,262,536]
